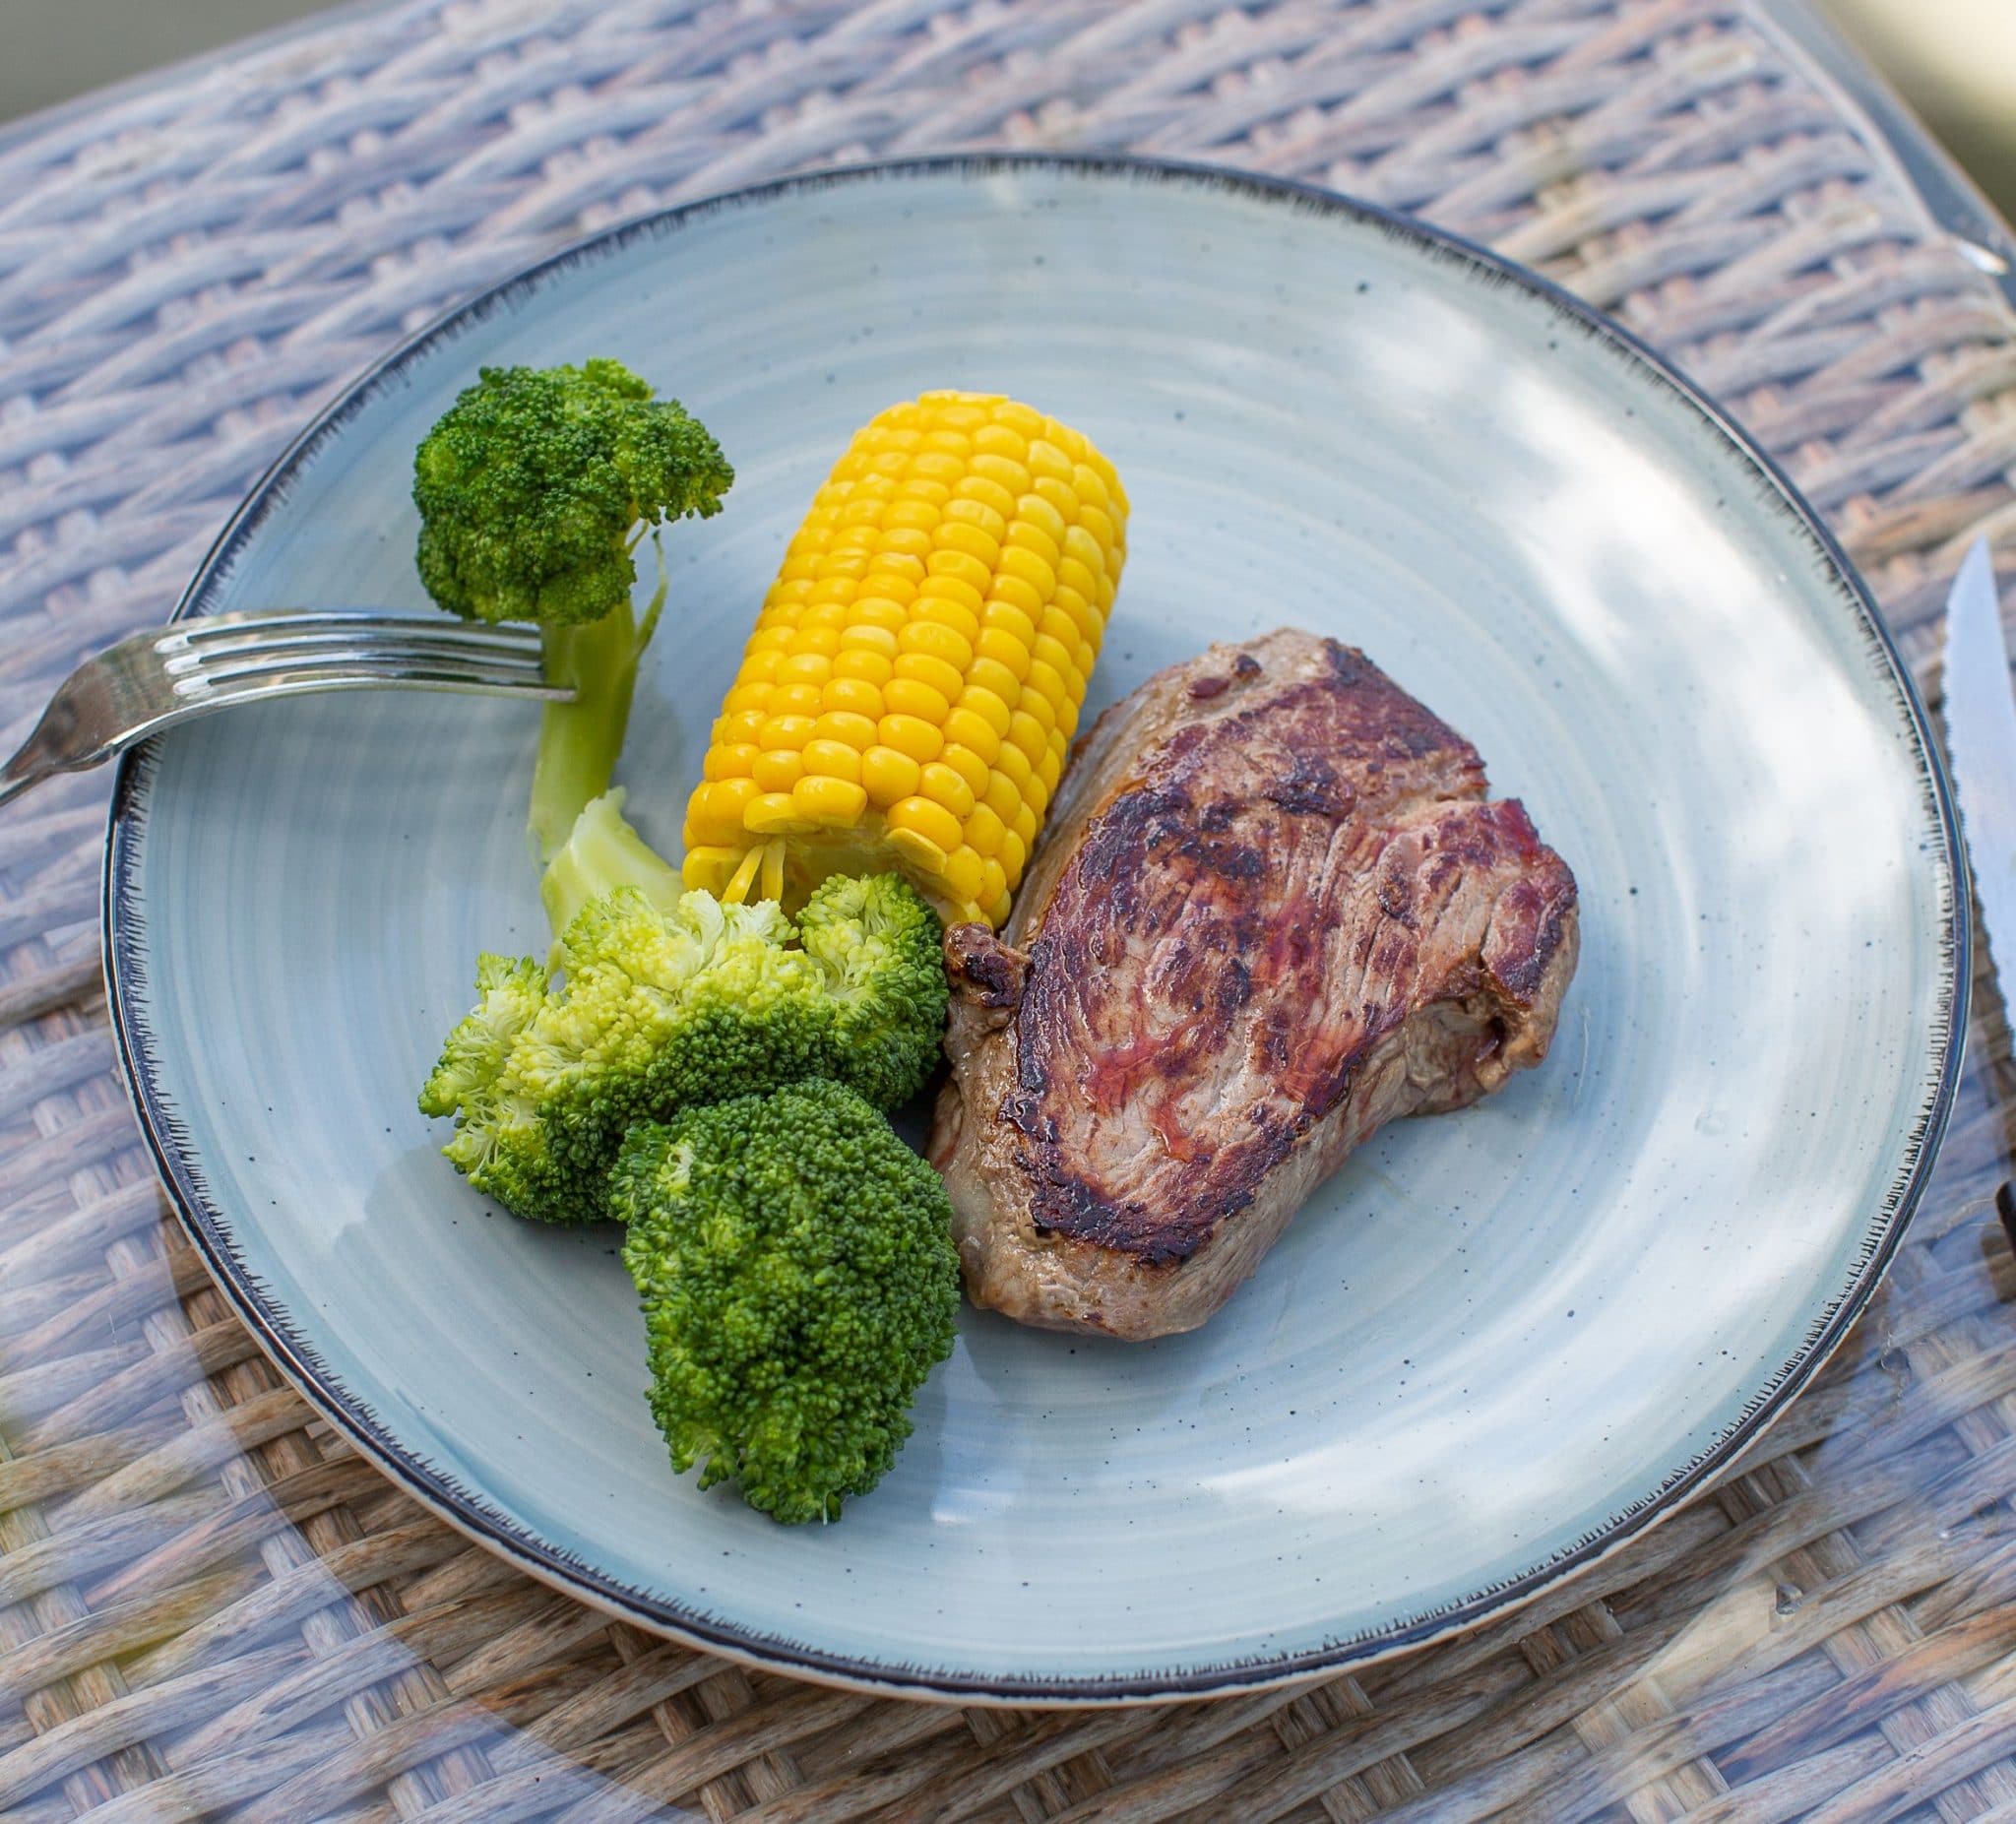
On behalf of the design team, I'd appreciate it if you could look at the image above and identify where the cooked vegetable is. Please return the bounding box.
[680,390,1128,927]
[411,358,733,858]
[417,854,946,1225]
[616,1079,960,1523]
[538,786,685,942]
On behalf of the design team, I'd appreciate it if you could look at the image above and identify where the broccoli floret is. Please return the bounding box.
[417,871,947,1224]
[616,1080,960,1523]
[411,358,732,856]
[413,357,730,626]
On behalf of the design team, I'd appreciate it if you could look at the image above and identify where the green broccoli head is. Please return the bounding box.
[417,872,948,1224]
[616,1079,960,1524]
[412,358,732,627]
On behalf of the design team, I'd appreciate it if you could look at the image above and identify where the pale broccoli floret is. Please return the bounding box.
[616,1080,960,1523]
[417,871,946,1225]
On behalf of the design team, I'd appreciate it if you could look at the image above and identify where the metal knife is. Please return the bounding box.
[1945,537,2016,999]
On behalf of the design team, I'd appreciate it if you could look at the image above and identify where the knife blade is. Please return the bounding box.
[1944,536,2016,997]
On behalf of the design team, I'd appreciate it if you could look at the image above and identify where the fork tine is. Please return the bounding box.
[181,646,557,692]
[174,630,552,681]
[167,611,545,655]
[188,662,570,702]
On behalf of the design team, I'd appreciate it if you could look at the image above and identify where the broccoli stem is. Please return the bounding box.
[527,535,667,860]
[539,787,685,942]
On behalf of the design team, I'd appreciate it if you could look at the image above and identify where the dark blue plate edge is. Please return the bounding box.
[99,151,1972,1705]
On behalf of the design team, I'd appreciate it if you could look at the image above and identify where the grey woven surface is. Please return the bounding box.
[7,2,2016,1818]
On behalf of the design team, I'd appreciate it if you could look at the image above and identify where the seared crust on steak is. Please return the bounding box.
[928,629,1578,1340]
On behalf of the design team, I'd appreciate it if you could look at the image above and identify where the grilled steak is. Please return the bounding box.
[929,629,1578,1340]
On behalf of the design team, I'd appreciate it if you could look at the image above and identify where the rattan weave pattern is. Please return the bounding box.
[5,1,2016,1817]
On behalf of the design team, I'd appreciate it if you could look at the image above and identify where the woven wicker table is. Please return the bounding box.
[6,2,2016,1817]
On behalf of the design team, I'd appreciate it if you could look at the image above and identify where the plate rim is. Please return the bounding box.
[101,151,1971,1705]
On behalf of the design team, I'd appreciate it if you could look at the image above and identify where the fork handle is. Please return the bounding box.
[1,683,101,810]
[0,746,57,809]
[0,745,76,806]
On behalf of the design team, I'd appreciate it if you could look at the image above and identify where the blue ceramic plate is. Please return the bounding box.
[107,157,1964,1702]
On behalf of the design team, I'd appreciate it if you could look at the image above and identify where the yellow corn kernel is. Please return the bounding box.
[982,771,1021,823]
[917,573,982,618]
[1006,520,1059,567]
[822,676,883,720]
[879,714,944,763]
[799,738,861,785]
[915,598,980,645]
[968,655,1024,702]
[943,707,1000,763]
[966,803,1006,857]
[1009,708,1050,755]
[683,847,738,895]
[688,778,761,844]
[937,520,1000,567]
[1033,631,1076,674]
[681,391,1127,922]
[941,846,985,904]
[957,473,1017,516]
[758,716,814,752]
[900,618,973,669]
[940,743,992,799]
[886,825,948,877]
[885,677,950,723]
[894,652,965,702]
[745,791,808,836]
[751,749,803,793]
[861,745,921,808]
[793,775,867,826]
[959,685,1014,738]
[885,499,941,534]
[889,795,964,854]
[975,422,1027,459]
[1025,660,1067,718]
[919,761,976,820]
[841,623,899,659]
[811,710,877,751]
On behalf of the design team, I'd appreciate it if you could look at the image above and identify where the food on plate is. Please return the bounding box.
[411,358,733,859]
[616,1078,960,1523]
[931,630,1579,1340]
[537,784,688,942]
[419,840,946,1225]
[416,379,1131,1521]
[679,390,1129,928]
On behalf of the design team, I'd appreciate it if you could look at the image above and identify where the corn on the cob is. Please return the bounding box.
[681,391,1128,927]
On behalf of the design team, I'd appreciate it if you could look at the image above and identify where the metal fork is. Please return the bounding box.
[0,608,571,808]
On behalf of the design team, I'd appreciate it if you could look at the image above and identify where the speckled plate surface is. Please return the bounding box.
[106,157,1964,1703]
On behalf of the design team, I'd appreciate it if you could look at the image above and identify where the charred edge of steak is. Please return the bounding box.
[945,922,1028,1009]
[1481,863,1578,1008]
